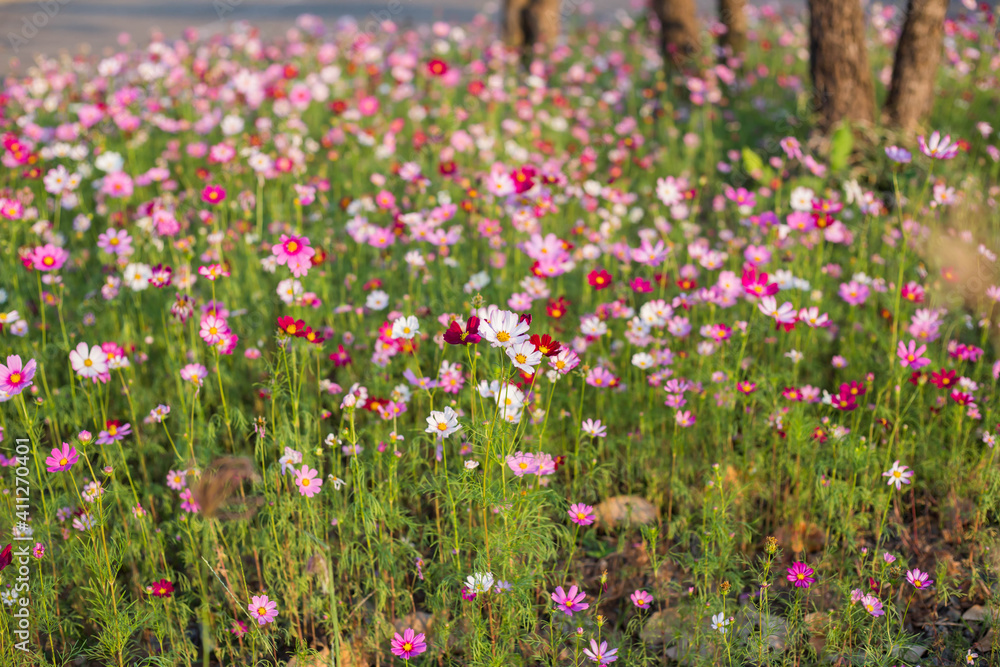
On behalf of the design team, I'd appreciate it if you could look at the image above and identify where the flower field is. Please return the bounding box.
[1,4,1000,666]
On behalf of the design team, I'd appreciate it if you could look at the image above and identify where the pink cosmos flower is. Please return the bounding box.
[838,281,870,306]
[506,452,538,477]
[906,568,933,590]
[758,297,797,331]
[390,628,427,659]
[582,639,618,664]
[199,314,230,345]
[45,443,78,472]
[31,244,69,272]
[786,562,815,588]
[271,234,316,278]
[630,590,653,609]
[180,363,209,387]
[0,355,36,396]
[293,465,323,498]
[919,131,959,160]
[551,585,589,616]
[101,171,133,198]
[198,264,229,281]
[97,228,133,256]
[248,594,278,625]
[568,503,596,526]
[896,340,930,369]
[860,594,884,617]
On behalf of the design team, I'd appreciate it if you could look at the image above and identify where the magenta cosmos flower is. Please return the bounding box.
[201,184,226,205]
[271,234,316,278]
[31,244,69,272]
[568,503,596,526]
[390,628,427,660]
[551,585,589,616]
[786,562,815,588]
[45,443,79,472]
[0,355,36,396]
[248,594,278,625]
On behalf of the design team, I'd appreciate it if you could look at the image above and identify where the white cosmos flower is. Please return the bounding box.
[479,309,529,348]
[123,263,152,291]
[506,340,542,373]
[465,572,494,593]
[70,342,108,378]
[425,406,461,439]
[391,315,420,340]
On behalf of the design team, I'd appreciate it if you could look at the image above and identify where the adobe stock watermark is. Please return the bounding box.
[3,438,33,652]
[6,0,73,54]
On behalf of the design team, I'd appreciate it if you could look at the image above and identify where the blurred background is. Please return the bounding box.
[0,0,808,74]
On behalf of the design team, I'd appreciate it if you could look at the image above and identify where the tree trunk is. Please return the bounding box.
[807,0,875,132]
[883,0,948,131]
[503,0,560,51]
[651,0,700,69]
[718,0,747,59]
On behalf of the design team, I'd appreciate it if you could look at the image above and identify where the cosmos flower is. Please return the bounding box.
[630,590,653,609]
[293,465,323,498]
[248,594,278,625]
[551,585,589,616]
[882,461,914,490]
[906,569,933,590]
[45,443,78,472]
[568,503,596,526]
[786,562,815,588]
[390,628,427,659]
[0,355,36,396]
[582,639,618,663]
[425,406,461,439]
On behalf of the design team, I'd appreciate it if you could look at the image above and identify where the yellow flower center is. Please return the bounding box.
[496,331,510,343]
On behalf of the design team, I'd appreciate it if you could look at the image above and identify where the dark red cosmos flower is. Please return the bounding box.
[329,345,352,367]
[150,579,174,598]
[547,297,569,319]
[812,427,828,443]
[908,370,927,386]
[529,334,561,357]
[929,369,956,389]
[676,277,697,291]
[439,160,457,176]
[588,269,612,290]
[443,317,481,346]
[0,544,11,572]
[427,59,448,76]
[277,316,307,337]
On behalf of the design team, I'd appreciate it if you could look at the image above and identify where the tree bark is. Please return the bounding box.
[807,0,875,132]
[718,0,747,59]
[651,0,701,68]
[503,0,560,51]
[883,0,948,131]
